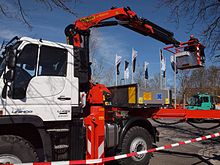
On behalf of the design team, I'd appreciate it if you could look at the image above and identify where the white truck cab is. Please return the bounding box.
[0,37,80,121]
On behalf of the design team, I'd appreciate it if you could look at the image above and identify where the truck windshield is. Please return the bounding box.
[188,96,201,106]
[0,41,21,77]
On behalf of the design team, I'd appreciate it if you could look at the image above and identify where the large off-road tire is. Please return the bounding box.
[118,126,153,165]
[0,135,39,164]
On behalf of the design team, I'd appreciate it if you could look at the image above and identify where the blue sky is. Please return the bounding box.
[0,0,217,85]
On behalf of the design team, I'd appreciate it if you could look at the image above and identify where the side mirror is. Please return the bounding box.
[8,54,16,69]
[3,70,14,82]
[5,47,16,69]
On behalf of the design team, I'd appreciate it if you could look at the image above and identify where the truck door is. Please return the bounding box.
[5,43,78,121]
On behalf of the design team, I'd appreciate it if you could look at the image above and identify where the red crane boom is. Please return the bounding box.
[65,7,180,47]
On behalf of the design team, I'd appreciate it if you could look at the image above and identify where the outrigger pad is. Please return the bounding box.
[175,51,204,70]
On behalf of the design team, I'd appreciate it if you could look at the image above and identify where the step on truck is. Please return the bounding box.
[0,7,206,165]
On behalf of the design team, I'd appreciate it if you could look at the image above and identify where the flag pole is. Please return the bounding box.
[115,54,118,86]
[132,72,133,84]
[116,63,117,86]
[160,49,162,89]
[124,60,126,85]
[174,55,177,108]
[164,57,167,89]
[145,63,147,88]
[132,48,133,84]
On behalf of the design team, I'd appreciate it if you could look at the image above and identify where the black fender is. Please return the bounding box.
[0,115,52,161]
[118,117,157,149]
[0,115,44,126]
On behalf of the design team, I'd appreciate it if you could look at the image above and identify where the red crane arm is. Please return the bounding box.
[74,7,151,31]
[65,7,180,47]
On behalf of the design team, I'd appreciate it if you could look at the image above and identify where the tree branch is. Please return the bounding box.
[159,0,220,56]
[0,4,7,16]
[36,0,53,11]
[0,0,79,28]
[51,0,78,16]
[17,0,32,29]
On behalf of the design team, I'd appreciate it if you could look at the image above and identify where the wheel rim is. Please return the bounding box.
[0,154,22,164]
[130,137,147,161]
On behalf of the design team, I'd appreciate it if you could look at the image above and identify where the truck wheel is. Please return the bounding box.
[0,135,39,164]
[118,126,152,165]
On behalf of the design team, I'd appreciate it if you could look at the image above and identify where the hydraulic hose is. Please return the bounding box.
[152,118,183,125]
[187,120,220,130]
[153,118,220,130]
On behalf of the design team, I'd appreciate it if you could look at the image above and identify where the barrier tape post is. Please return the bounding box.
[10,132,220,165]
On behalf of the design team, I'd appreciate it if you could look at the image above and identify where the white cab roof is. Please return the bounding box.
[19,37,73,49]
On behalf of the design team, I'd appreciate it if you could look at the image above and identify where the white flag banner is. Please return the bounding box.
[115,54,122,66]
[132,48,138,73]
[161,54,166,71]
[115,54,122,75]
[144,61,149,80]
[170,55,178,74]
[160,49,166,78]
[124,60,129,79]
[132,48,138,61]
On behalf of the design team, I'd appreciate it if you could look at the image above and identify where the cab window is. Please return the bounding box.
[202,97,209,103]
[12,44,38,99]
[38,46,67,76]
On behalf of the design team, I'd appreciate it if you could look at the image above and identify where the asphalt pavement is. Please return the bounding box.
[149,119,220,165]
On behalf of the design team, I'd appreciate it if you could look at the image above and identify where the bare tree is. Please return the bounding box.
[147,73,161,90]
[205,66,220,95]
[176,70,191,106]
[101,65,115,86]
[176,66,220,103]
[0,0,79,28]
[89,30,106,83]
[159,0,220,56]
[134,65,145,88]
[90,58,105,83]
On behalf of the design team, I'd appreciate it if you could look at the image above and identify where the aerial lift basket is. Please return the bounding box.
[164,40,205,70]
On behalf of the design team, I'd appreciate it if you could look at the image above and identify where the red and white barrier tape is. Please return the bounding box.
[13,132,220,165]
